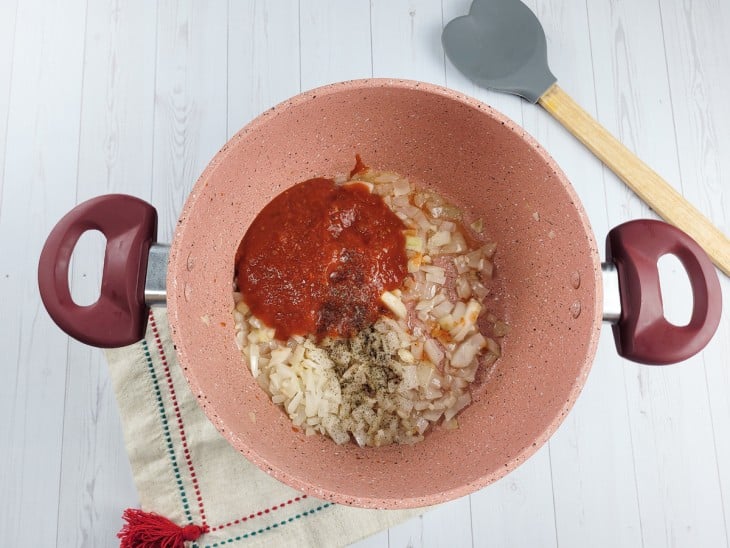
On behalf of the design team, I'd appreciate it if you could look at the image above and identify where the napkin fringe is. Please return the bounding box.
[118,508,208,548]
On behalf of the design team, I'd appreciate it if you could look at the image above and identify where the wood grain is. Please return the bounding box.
[518,2,643,546]
[469,446,557,548]
[587,1,729,547]
[656,0,730,543]
[0,0,87,545]
[151,0,228,243]
[299,0,372,89]
[0,0,18,205]
[2,1,729,547]
[227,0,301,138]
[56,2,157,546]
[538,84,730,276]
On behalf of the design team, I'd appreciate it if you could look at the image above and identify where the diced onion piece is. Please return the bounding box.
[451,301,467,323]
[450,321,472,343]
[424,385,443,400]
[392,194,410,207]
[482,259,494,280]
[425,271,446,285]
[405,234,425,252]
[471,280,489,300]
[451,332,487,368]
[431,299,454,318]
[420,264,445,275]
[235,330,245,351]
[421,408,443,421]
[407,255,423,273]
[393,178,411,196]
[438,313,456,331]
[410,340,424,360]
[443,417,459,430]
[464,299,482,326]
[249,344,260,376]
[381,290,407,319]
[401,365,419,390]
[304,391,319,417]
[493,320,510,337]
[482,242,497,258]
[427,230,451,248]
[373,172,400,183]
[455,277,471,299]
[424,338,444,365]
[466,250,483,269]
[486,337,501,357]
[483,352,499,368]
[287,390,304,414]
[453,255,470,274]
[343,180,374,192]
[269,347,292,366]
[444,393,471,421]
[413,192,429,207]
[470,219,484,233]
[428,204,462,221]
[398,348,415,364]
[416,363,433,387]
[290,345,305,368]
[235,300,249,314]
[439,220,456,232]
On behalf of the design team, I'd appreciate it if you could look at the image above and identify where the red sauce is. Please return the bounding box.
[349,153,368,177]
[235,177,407,340]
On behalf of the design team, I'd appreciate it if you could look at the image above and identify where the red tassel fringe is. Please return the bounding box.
[118,508,207,548]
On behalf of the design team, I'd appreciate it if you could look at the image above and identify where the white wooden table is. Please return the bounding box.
[2,1,728,546]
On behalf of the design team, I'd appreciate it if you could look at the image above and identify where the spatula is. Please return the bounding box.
[442,0,730,276]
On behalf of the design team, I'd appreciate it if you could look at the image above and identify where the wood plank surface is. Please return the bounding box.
[56,2,157,546]
[1,1,728,547]
[0,1,87,546]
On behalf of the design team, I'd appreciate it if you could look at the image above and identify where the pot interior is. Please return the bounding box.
[166,79,602,508]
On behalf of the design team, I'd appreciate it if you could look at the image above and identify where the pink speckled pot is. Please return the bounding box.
[39,78,721,508]
[166,79,602,508]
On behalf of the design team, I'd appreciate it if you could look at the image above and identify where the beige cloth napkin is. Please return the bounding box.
[105,307,424,547]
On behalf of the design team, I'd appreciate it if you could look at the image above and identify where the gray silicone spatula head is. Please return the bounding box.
[442,0,557,103]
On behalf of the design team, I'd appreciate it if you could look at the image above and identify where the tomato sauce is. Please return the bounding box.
[235,177,407,340]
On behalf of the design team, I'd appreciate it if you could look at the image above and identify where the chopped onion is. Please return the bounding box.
[401,365,419,390]
[343,180,374,193]
[444,393,471,421]
[287,390,303,414]
[232,165,506,449]
[486,337,501,357]
[393,178,411,196]
[249,344,260,376]
[405,234,424,252]
[427,231,451,248]
[493,320,510,337]
[451,333,487,368]
[381,290,407,319]
[482,242,497,258]
[431,299,454,318]
[424,338,444,365]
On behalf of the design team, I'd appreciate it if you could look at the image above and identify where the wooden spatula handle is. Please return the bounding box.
[538,83,730,277]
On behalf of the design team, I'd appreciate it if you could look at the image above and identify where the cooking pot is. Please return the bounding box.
[38,79,722,508]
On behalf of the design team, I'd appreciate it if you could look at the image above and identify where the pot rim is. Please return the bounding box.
[166,78,603,508]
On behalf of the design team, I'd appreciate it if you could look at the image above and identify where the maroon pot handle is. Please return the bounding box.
[606,219,722,365]
[38,194,157,348]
